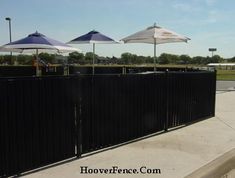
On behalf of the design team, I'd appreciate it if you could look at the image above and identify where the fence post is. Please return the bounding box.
[165,70,169,131]
[75,102,82,158]
[75,78,82,158]
[212,70,217,116]
[122,66,126,75]
[74,104,78,157]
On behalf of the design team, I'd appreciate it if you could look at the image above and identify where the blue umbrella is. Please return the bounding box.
[0,31,80,75]
[68,30,118,74]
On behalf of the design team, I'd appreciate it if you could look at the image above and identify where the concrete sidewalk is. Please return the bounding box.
[217,80,235,91]
[23,91,235,178]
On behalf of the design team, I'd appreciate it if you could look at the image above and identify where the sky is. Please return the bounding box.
[1,0,235,58]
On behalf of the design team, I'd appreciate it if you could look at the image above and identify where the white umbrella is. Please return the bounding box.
[121,23,190,71]
[0,31,80,76]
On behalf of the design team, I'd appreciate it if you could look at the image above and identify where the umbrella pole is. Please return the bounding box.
[154,39,157,72]
[36,49,39,76]
[92,43,95,75]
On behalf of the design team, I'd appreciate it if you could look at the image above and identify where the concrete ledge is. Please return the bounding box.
[185,148,235,178]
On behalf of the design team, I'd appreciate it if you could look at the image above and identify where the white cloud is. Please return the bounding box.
[206,0,217,6]
[205,10,218,23]
[173,3,191,11]
[172,1,203,13]
[191,0,217,6]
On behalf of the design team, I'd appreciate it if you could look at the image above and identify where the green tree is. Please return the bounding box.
[145,56,154,64]
[68,52,85,64]
[38,53,55,64]
[17,55,33,65]
[229,56,235,62]
[121,53,155,65]
[165,54,180,64]
[179,55,191,64]
[158,53,181,64]
[191,56,206,64]
[158,53,170,64]
[210,55,223,63]
[136,55,146,64]
[130,54,138,64]
[85,52,98,64]
[121,52,133,64]
[0,55,14,65]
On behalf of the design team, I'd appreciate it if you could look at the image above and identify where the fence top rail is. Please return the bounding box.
[0,70,216,80]
[168,70,216,74]
[0,75,77,81]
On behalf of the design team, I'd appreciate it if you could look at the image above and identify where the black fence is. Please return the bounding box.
[0,66,64,77]
[80,74,167,153]
[0,66,36,77]
[41,66,64,76]
[68,66,199,75]
[0,66,200,77]
[0,77,77,177]
[0,71,216,177]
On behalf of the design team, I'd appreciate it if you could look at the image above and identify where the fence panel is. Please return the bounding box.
[0,77,77,177]
[167,71,216,128]
[0,66,36,77]
[41,66,64,76]
[0,80,8,177]
[0,71,216,177]
[190,72,216,121]
[80,74,167,153]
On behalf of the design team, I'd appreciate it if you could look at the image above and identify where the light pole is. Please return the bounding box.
[209,48,217,57]
[5,17,12,61]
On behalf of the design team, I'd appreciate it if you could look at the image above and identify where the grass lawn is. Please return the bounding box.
[217,70,235,80]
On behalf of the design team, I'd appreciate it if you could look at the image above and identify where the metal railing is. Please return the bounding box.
[0,71,216,177]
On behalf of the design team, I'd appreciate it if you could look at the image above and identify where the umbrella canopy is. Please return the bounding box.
[0,31,80,75]
[0,47,22,53]
[121,23,190,71]
[69,30,118,44]
[0,31,79,53]
[68,30,118,74]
